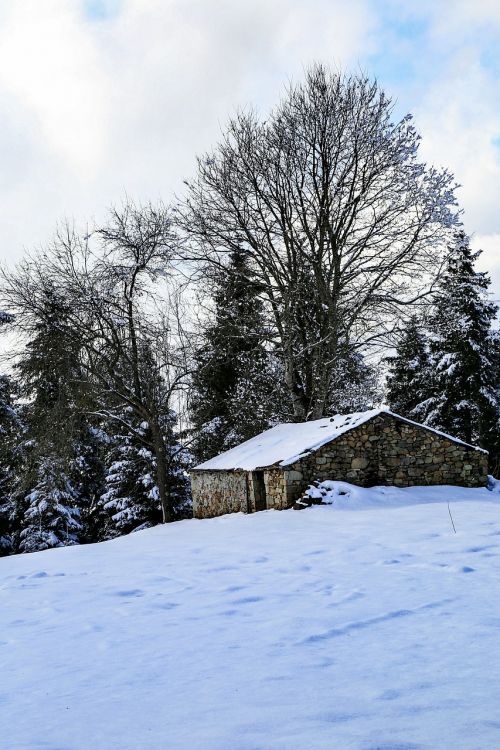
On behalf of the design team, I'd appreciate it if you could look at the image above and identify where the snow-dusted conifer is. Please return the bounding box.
[327,349,381,414]
[14,286,92,551]
[0,311,23,555]
[424,231,499,449]
[19,456,81,553]
[98,414,161,539]
[386,316,432,419]
[190,249,284,462]
[71,423,107,542]
[0,374,21,556]
[99,411,190,538]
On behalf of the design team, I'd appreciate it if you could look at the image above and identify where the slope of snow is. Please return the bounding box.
[2,484,500,749]
[194,409,484,471]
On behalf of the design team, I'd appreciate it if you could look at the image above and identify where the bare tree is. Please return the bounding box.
[1,201,191,523]
[181,65,460,420]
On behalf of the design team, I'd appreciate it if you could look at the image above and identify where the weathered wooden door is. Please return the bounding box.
[253,471,267,511]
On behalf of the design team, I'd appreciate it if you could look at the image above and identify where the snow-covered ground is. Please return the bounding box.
[2,484,500,750]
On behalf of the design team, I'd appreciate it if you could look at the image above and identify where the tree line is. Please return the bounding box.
[1,64,498,555]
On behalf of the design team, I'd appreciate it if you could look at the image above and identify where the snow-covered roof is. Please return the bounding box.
[192,408,486,472]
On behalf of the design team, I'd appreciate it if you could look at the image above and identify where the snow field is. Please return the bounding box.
[2,484,500,749]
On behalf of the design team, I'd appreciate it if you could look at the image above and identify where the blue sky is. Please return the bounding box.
[0,0,498,290]
[83,0,121,21]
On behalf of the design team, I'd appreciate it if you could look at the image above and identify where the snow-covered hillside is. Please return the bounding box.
[2,484,500,750]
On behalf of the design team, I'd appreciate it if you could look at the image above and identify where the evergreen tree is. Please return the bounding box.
[190,249,285,462]
[98,404,190,539]
[0,373,21,556]
[72,422,107,543]
[327,348,381,414]
[0,312,22,555]
[424,231,499,449]
[488,330,500,473]
[97,338,190,538]
[98,413,161,539]
[14,286,95,552]
[18,456,81,553]
[386,316,432,419]
[224,349,287,446]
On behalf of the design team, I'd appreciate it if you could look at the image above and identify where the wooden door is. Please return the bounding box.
[253,471,267,511]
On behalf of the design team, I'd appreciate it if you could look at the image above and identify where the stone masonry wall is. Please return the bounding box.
[263,469,288,510]
[191,470,249,519]
[191,469,288,518]
[281,412,488,506]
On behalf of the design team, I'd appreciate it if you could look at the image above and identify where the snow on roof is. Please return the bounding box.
[193,408,486,472]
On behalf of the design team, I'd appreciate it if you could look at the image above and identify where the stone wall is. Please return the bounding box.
[192,469,289,518]
[281,412,488,505]
[263,469,288,510]
[191,470,249,519]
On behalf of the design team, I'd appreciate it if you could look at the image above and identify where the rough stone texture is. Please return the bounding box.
[191,471,249,519]
[264,469,289,510]
[191,413,489,518]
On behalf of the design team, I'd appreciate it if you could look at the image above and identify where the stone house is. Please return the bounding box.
[190,409,488,519]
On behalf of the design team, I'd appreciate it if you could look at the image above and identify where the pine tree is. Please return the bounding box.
[0,373,21,556]
[19,456,81,553]
[327,348,381,414]
[386,316,432,419]
[190,249,284,462]
[0,312,22,555]
[98,403,190,538]
[71,422,107,543]
[98,413,161,539]
[488,330,500,473]
[14,286,94,552]
[97,339,190,538]
[424,231,499,449]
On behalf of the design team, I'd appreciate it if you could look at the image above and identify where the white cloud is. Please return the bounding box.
[0,0,499,306]
[0,1,109,176]
[0,0,379,265]
[415,53,500,234]
[349,1,500,298]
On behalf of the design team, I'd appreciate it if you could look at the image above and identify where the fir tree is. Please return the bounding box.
[97,340,191,537]
[424,231,499,449]
[386,316,432,419]
[98,413,161,539]
[14,286,94,551]
[190,249,284,462]
[98,405,190,539]
[488,330,500,473]
[19,456,81,553]
[0,374,21,556]
[0,312,22,555]
[71,422,107,543]
[327,348,381,414]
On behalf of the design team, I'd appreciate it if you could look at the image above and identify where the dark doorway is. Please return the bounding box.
[253,471,267,511]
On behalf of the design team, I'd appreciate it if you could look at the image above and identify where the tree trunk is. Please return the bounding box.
[151,418,173,523]
[283,350,307,421]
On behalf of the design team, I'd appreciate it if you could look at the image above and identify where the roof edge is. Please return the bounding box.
[191,408,487,472]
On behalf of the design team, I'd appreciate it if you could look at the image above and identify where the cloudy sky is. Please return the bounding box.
[0,0,499,293]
